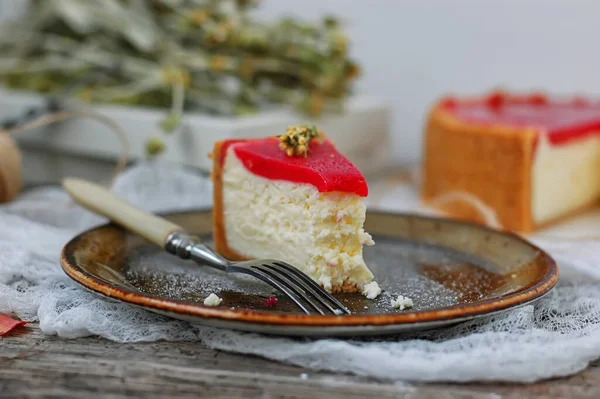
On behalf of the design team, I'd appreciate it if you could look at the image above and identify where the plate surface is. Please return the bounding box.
[60,210,558,337]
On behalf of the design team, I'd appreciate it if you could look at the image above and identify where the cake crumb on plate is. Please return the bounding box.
[391,295,413,310]
[203,293,223,306]
[362,281,381,299]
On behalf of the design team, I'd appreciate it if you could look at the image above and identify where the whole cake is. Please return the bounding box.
[422,91,600,232]
[211,125,375,293]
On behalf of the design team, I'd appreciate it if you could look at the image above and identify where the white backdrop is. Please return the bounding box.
[255,0,600,165]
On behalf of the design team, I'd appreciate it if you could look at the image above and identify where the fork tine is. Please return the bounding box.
[262,263,340,315]
[247,268,314,315]
[272,261,351,315]
[252,265,328,315]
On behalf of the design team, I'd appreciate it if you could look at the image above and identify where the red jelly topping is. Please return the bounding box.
[441,92,600,145]
[220,137,368,197]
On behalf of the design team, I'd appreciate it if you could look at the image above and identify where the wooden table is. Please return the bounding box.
[1,324,598,398]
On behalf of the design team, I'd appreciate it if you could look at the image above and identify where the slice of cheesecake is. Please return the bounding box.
[422,91,600,232]
[211,126,375,293]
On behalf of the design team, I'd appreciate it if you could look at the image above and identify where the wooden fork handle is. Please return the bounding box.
[62,177,183,248]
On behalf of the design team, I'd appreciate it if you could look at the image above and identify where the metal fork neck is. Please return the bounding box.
[165,231,228,272]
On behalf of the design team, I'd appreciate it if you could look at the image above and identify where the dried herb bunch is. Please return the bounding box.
[0,0,360,155]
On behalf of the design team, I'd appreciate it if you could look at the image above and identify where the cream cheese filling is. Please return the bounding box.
[531,133,600,225]
[221,146,374,291]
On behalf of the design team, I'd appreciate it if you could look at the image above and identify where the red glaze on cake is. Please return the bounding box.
[441,92,600,145]
[219,138,368,197]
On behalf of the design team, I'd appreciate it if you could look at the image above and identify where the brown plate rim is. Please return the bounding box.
[60,209,559,327]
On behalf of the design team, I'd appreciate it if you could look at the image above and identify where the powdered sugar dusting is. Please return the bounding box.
[125,246,272,303]
[123,235,463,315]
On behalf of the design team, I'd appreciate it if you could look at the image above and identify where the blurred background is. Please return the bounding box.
[256,0,600,163]
[0,0,598,185]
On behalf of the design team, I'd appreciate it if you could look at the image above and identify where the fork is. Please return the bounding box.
[62,178,351,316]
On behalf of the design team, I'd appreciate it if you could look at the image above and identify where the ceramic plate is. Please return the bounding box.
[60,210,558,337]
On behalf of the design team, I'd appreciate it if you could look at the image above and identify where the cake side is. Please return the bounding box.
[421,104,537,232]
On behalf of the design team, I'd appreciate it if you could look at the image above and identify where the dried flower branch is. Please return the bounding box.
[0,0,359,155]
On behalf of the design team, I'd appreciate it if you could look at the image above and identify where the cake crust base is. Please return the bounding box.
[210,140,362,293]
[211,140,245,261]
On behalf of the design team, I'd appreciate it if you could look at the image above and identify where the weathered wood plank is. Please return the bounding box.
[1,324,598,398]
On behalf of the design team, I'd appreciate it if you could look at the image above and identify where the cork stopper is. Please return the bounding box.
[0,133,22,203]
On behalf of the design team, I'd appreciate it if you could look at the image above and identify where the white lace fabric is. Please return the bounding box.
[1,161,600,383]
